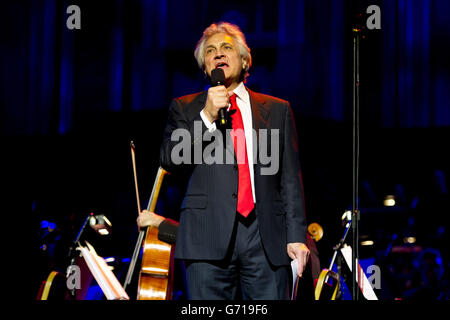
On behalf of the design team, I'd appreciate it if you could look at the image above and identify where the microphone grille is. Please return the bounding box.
[211,68,225,86]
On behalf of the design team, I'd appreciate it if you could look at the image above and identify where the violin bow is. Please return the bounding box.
[123,141,145,291]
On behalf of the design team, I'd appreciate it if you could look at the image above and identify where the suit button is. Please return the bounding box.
[232,193,237,199]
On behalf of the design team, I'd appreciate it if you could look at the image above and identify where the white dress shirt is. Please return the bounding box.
[200,82,256,203]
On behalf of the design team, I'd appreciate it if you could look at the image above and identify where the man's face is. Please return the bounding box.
[204,33,244,88]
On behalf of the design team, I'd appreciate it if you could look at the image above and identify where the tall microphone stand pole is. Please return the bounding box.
[351,26,361,301]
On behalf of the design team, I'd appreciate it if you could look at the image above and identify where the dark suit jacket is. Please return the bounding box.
[160,88,307,266]
[158,218,178,245]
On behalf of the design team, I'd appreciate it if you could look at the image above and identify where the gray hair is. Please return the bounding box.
[194,22,252,81]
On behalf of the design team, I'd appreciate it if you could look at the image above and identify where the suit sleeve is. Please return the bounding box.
[157,218,179,245]
[160,99,207,173]
[281,102,307,244]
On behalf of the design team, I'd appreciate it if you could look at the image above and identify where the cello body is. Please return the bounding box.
[137,226,175,299]
[136,167,174,300]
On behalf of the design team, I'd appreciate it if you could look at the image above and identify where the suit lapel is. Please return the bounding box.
[185,91,208,122]
[248,89,270,148]
[248,89,270,129]
[247,89,271,182]
[187,89,269,130]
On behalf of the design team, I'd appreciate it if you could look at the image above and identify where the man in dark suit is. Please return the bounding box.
[159,22,309,299]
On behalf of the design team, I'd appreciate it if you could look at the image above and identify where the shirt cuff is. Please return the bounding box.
[200,109,217,132]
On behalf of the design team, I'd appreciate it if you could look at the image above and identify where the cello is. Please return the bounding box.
[123,142,174,300]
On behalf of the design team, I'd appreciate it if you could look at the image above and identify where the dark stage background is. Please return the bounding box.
[2,0,449,300]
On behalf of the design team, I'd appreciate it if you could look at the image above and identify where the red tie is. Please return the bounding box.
[229,94,254,217]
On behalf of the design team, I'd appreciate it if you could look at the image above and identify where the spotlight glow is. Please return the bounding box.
[384,195,396,206]
[361,240,374,246]
[404,237,416,244]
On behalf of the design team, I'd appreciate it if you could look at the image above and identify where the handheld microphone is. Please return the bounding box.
[210,68,227,126]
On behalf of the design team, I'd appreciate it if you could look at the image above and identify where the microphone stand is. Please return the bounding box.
[67,213,92,298]
[327,220,351,299]
[351,24,361,301]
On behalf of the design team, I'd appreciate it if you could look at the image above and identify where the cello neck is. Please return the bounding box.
[147,167,168,212]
